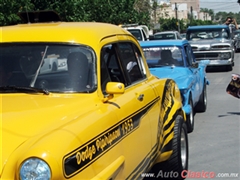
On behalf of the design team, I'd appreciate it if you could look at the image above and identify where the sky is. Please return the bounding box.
[160,0,240,13]
[200,0,240,13]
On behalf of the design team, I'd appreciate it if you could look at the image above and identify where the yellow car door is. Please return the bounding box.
[97,41,160,179]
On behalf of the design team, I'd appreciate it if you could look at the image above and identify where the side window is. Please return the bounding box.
[184,45,190,66]
[184,45,194,66]
[118,42,145,85]
[100,42,146,92]
[100,46,112,94]
[100,44,127,94]
[178,33,182,39]
[141,29,147,41]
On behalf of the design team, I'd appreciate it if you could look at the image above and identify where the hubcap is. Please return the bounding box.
[189,102,194,125]
[180,129,187,168]
[204,86,207,107]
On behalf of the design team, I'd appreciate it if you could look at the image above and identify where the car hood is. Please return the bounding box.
[0,94,97,172]
[189,38,232,45]
[150,67,192,90]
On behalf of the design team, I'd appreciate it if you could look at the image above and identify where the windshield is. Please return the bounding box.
[0,43,96,93]
[142,46,183,67]
[187,28,230,40]
[127,29,143,41]
[154,33,176,40]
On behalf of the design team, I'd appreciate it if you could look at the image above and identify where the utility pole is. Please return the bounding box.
[175,3,180,32]
[238,0,240,11]
[190,6,193,23]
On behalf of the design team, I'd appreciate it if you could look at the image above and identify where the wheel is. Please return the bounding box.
[186,98,194,133]
[153,115,189,180]
[195,82,207,112]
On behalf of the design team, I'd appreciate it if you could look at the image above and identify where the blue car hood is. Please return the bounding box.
[150,66,192,90]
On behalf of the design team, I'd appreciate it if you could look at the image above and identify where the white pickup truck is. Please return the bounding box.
[120,24,152,41]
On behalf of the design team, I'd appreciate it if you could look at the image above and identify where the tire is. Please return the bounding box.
[195,83,207,112]
[153,115,189,180]
[186,98,194,133]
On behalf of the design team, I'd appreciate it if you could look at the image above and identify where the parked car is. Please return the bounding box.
[186,25,235,71]
[181,33,186,40]
[0,11,189,180]
[140,39,209,133]
[153,31,183,40]
[120,24,151,41]
[233,29,240,52]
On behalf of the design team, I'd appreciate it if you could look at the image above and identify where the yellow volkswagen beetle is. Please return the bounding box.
[0,11,188,180]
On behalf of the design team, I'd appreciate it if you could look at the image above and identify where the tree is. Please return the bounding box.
[0,0,151,26]
[0,0,33,26]
[200,8,214,21]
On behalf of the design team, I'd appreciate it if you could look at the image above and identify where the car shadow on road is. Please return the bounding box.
[206,66,231,73]
[218,112,240,117]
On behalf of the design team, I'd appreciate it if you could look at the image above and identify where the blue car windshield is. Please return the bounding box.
[142,46,183,67]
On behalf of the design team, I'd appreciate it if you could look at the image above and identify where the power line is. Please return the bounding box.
[200,0,238,2]
[200,1,240,12]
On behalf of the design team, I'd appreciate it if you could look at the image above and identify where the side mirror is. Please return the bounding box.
[191,62,199,68]
[106,82,125,94]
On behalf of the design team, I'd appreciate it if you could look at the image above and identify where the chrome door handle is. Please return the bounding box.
[138,94,144,101]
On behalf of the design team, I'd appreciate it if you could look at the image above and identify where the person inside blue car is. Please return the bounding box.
[159,50,181,66]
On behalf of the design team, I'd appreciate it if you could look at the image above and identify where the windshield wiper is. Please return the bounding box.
[30,45,49,87]
[0,86,49,95]
[148,64,165,68]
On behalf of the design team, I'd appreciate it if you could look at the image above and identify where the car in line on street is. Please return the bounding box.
[120,24,151,41]
[186,25,235,71]
[233,29,240,52]
[0,11,189,180]
[140,39,210,133]
[153,31,183,40]
[181,33,186,40]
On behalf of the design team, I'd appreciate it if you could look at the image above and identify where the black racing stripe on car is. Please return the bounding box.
[126,142,159,180]
[63,97,159,178]
[161,124,174,153]
[163,112,176,131]
[127,80,177,179]
[161,79,173,105]
[161,138,173,153]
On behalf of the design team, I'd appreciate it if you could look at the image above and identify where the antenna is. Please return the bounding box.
[25,5,30,24]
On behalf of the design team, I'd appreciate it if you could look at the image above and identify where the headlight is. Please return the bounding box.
[58,61,66,67]
[219,52,231,59]
[20,158,51,180]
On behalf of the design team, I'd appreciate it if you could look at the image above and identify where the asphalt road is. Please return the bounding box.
[144,53,240,180]
[187,53,240,180]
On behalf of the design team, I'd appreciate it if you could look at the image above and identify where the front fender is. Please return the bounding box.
[161,78,186,123]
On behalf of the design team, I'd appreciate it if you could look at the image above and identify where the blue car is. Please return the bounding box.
[140,40,209,133]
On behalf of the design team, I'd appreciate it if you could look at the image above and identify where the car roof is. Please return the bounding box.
[187,24,229,30]
[139,39,189,47]
[154,31,178,34]
[1,22,131,45]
